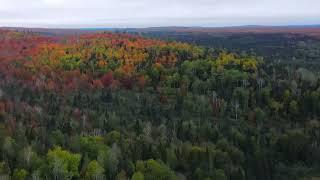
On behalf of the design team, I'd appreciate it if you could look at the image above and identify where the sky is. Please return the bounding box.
[0,0,319,28]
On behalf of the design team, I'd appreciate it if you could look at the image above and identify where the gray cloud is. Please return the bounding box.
[0,0,319,27]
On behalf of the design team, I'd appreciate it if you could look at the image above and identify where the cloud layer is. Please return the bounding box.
[0,0,319,27]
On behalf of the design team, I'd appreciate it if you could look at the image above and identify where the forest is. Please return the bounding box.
[0,29,319,180]
[134,28,320,71]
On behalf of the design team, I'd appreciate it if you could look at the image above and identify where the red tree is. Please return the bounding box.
[101,72,113,87]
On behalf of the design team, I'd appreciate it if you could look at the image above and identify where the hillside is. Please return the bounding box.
[0,30,319,179]
[2,25,320,37]
[137,26,320,38]
[128,27,320,69]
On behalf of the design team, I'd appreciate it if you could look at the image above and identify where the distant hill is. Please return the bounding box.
[128,26,320,38]
[1,25,320,37]
[0,27,100,36]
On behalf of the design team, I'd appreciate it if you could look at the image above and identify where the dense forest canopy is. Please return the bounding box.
[0,29,319,180]
[133,29,320,71]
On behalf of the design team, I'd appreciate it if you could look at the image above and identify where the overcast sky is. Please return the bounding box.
[0,0,319,28]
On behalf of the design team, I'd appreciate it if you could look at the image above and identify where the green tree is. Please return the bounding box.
[212,169,227,180]
[80,136,109,159]
[289,100,299,117]
[105,144,120,179]
[132,171,144,180]
[2,137,16,161]
[85,160,105,180]
[12,169,28,180]
[47,146,81,180]
[17,145,39,171]
[144,159,176,180]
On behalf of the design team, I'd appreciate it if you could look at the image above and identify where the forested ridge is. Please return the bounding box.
[0,29,319,180]
[136,30,320,71]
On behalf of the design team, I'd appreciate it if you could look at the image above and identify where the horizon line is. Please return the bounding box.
[1,24,320,30]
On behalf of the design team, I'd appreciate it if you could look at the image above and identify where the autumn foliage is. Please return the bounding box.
[100,72,113,87]
[0,30,259,94]
[0,30,207,92]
